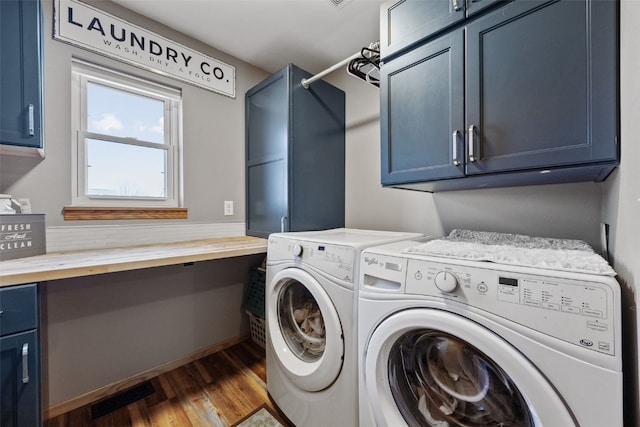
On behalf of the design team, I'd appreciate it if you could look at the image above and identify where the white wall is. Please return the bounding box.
[603,1,640,425]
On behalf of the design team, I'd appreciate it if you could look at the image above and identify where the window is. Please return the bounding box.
[70,59,182,209]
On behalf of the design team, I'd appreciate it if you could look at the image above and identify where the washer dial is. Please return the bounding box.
[434,271,459,293]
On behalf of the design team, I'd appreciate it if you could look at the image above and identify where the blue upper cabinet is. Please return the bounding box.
[380,0,505,60]
[0,0,44,150]
[381,0,619,191]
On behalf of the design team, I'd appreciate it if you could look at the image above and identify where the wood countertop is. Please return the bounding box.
[0,236,268,287]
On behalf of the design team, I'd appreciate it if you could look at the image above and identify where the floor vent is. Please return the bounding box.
[90,381,155,419]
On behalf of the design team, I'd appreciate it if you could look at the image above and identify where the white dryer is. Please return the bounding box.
[266,228,422,427]
[358,240,623,427]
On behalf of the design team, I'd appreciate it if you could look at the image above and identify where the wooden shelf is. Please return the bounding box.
[0,236,267,287]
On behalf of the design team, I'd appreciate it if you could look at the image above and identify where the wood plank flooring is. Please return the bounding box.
[45,339,293,427]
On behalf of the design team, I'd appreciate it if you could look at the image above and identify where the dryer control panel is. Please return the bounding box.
[361,249,620,356]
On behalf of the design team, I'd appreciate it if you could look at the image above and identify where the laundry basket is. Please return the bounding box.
[246,311,266,348]
[243,267,266,347]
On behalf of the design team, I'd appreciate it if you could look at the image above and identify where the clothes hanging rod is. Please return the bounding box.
[301,41,379,89]
[301,51,362,89]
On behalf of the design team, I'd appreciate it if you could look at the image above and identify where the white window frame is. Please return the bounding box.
[70,58,183,208]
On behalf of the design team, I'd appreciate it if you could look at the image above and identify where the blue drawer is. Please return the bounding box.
[0,284,38,337]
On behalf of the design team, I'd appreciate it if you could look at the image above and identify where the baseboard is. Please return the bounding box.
[45,334,249,420]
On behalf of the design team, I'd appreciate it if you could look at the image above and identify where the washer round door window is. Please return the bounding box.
[364,309,577,427]
[389,330,533,426]
[268,268,344,392]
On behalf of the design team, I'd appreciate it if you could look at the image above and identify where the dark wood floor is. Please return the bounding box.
[45,339,292,427]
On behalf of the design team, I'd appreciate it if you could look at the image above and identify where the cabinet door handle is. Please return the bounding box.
[452,0,463,11]
[22,343,30,384]
[28,104,35,136]
[468,125,479,162]
[452,130,461,166]
[280,216,287,233]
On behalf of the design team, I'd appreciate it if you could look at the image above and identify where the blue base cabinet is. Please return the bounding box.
[0,284,40,427]
[245,64,345,238]
[381,0,619,192]
[0,0,44,150]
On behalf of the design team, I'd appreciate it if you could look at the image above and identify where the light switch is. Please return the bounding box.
[224,201,234,216]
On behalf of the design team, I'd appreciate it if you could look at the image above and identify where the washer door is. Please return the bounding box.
[364,309,576,427]
[267,268,344,392]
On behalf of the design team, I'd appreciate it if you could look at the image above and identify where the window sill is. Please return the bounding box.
[63,206,188,220]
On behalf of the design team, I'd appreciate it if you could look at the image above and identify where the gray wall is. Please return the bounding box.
[332,67,603,248]
[1,0,636,421]
[0,0,270,411]
[332,1,638,423]
[603,2,640,425]
[0,0,268,225]
[42,254,265,408]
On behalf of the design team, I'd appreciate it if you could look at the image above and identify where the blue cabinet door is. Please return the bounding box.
[380,0,506,60]
[381,29,465,185]
[246,68,290,237]
[0,284,40,427]
[0,330,40,427]
[465,0,618,175]
[0,0,43,149]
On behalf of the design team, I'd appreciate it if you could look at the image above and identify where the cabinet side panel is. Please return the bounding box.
[290,66,345,232]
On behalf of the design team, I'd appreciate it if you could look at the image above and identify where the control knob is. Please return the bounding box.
[434,271,459,293]
[292,244,303,257]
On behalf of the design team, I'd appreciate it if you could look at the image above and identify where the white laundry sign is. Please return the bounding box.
[53,0,236,98]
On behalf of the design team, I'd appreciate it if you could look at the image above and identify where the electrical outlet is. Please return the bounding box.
[224,201,234,216]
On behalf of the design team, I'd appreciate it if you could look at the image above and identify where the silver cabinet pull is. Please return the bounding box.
[280,216,287,233]
[452,0,463,11]
[22,343,29,384]
[468,125,478,162]
[28,104,35,136]
[452,130,461,166]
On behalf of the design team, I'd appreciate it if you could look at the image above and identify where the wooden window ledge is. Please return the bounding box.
[63,207,188,220]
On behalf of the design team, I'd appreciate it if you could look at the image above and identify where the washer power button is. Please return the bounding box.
[477,282,488,293]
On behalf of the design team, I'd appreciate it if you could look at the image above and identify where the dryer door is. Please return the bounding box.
[364,309,576,427]
[267,268,344,392]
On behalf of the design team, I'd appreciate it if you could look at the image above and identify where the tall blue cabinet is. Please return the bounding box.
[246,64,345,238]
[0,283,40,427]
[0,0,44,150]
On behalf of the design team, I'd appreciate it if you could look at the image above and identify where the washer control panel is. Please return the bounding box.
[360,247,619,356]
[268,237,356,283]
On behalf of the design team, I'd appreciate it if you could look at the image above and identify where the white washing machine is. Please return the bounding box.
[266,228,423,427]
[358,240,623,427]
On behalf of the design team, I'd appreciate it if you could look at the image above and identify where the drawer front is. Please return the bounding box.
[0,284,38,336]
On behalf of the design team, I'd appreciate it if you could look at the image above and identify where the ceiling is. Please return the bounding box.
[110,0,384,75]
